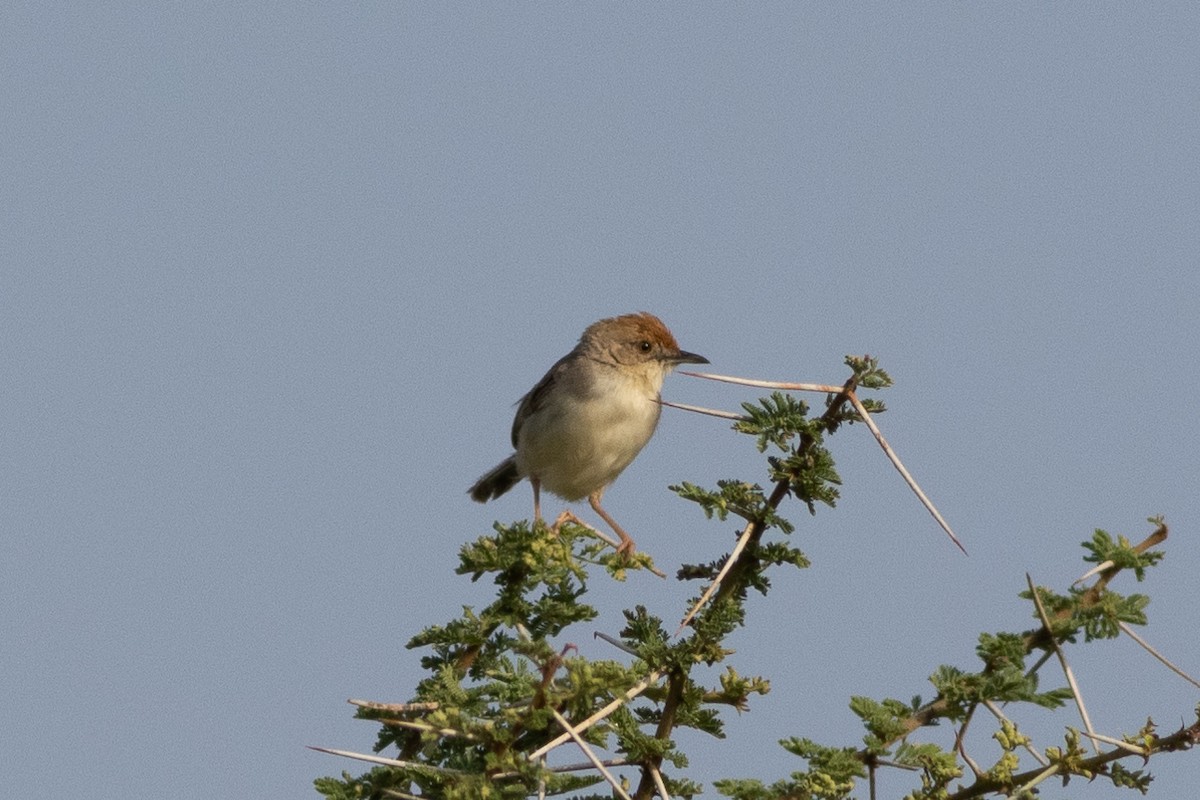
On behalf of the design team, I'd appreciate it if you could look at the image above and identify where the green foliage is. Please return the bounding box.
[895,740,962,797]
[316,357,1193,800]
[712,738,866,800]
[1109,761,1153,792]
[852,695,923,752]
[1081,522,1166,581]
[928,662,1072,714]
[844,354,893,391]
[671,480,796,534]
[734,391,814,453]
[1018,583,1150,643]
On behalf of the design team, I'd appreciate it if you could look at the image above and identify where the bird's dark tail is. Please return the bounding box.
[468,456,521,502]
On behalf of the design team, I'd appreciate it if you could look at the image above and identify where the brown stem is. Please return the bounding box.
[948,714,1200,800]
[709,375,860,610]
[633,669,686,800]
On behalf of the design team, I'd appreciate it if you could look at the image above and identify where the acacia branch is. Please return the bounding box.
[947,715,1200,800]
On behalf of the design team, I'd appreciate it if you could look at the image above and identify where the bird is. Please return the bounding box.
[469,312,708,555]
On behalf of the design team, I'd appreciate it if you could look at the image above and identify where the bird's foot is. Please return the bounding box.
[550,510,663,578]
[550,510,611,543]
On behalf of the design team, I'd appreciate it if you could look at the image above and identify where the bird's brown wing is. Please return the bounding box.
[510,353,574,448]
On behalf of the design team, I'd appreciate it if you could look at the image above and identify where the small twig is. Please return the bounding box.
[543,758,635,773]
[630,670,686,800]
[846,391,966,554]
[595,630,640,656]
[649,764,672,799]
[1027,573,1099,754]
[494,759,636,781]
[953,705,985,778]
[1073,560,1113,585]
[982,700,1048,766]
[959,748,984,781]
[373,717,477,740]
[679,370,845,394]
[379,789,424,800]
[349,698,439,713]
[1119,621,1200,689]
[1025,648,1053,678]
[1079,730,1148,757]
[676,515,759,634]
[551,708,633,800]
[657,398,743,421]
[528,672,664,760]
[307,746,466,775]
[1014,763,1061,795]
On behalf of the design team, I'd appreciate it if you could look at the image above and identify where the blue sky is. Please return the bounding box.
[4,4,1198,798]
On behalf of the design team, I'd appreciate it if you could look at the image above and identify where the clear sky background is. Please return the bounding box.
[4,4,1198,799]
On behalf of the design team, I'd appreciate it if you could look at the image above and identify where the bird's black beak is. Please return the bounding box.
[672,350,709,366]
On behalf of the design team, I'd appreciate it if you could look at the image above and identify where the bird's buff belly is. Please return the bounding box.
[514,410,657,501]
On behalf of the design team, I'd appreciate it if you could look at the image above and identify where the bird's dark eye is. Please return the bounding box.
[638,340,652,353]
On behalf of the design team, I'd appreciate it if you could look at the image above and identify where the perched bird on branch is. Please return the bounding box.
[469,312,707,555]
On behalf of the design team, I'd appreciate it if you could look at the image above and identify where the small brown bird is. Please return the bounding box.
[469,312,708,555]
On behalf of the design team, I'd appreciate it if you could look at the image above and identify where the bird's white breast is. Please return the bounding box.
[515,364,665,501]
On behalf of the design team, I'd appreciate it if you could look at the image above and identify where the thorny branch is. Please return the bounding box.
[314,359,1194,800]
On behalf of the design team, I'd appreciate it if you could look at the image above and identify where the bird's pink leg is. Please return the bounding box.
[589,489,636,556]
[531,477,542,523]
